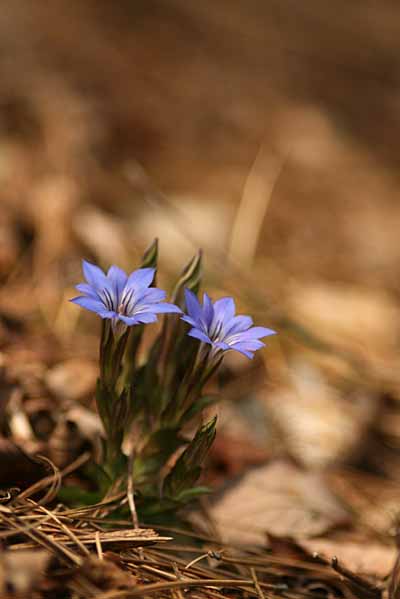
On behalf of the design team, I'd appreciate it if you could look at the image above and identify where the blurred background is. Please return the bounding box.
[1,0,400,566]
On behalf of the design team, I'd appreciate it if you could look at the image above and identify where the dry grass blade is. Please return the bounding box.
[14,451,90,508]
[0,507,82,565]
[93,577,271,599]
[250,567,266,599]
[330,557,382,599]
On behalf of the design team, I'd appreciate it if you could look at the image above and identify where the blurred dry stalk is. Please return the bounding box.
[228,143,284,269]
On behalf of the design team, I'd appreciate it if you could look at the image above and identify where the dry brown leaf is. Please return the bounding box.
[45,358,98,403]
[303,538,395,578]
[208,433,269,485]
[388,549,400,599]
[263,360,378,468]
[78,555,136,592]
[287,283,400,378]
[210,459,349,545]
[0,549,51,597]
[328,469,400,537]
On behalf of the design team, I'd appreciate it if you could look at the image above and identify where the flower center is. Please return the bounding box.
[118,287,136,316]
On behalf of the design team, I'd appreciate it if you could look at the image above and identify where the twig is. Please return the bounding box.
[251,567,266,599]
[93,577,265,599]
[172,562,185,599]
[95,530,103,561]
[127,448,139,530]
[15,451,90,506]
[185,552,211,570]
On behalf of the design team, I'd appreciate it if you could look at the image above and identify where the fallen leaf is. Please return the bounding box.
[0,549,51,596]
[210,459,349,545]
[45,358,98,403]
[287,283,400,378]
[303,538,395,578]
[264,359,377,468]
[208,433,269,485]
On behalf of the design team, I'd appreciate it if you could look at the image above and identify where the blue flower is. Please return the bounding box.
[70,260,181,328]
[181,289,276,359]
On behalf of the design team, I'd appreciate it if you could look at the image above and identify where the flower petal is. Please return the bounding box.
[70,296,107,315]
[181,315,198,327]
[118,315,140,326]
[230,339,265,351]
[75,283,99,299]
[203,293,214,328]
[107,265,128,300]
[224,315,253,337]
[234,326,276,341]
[119,312,160,325]
[184,288,202,321]
[138,288,167,303]
[138,313,159,323]
[82,260,108,290]
[144,302,182,314]
[188,328,212,344]
[229,343,255,359]
[99,310,119,319]
[214,340,230,351]
[213,297,235,324]
[126,267,155,290]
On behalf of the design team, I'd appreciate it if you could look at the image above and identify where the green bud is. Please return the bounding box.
[162,416,217,500]
[141,238,158,269]
[170,250,202,308]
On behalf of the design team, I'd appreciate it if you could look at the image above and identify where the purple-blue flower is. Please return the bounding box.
[70,260,181,328]
[181,289,276,359]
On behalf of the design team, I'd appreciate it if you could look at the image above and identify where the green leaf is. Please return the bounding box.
[174,485,211,503]
[118,385,132,426]
[95,378,112,433]
[58,486,102,506]
[134,427,184,482]
[180,394,220,424]
[136,495,180,518]
[163,416,217,499]
[82,459,114,496]
[99,324,130,389]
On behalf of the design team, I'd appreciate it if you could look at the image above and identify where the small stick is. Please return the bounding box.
[95,530,103,561]
[172,563,185,599]
[185,552,210,570]
[250,567,266,599]
[127,447,144,564]
[127,449,139,530]
[94,577,261,599]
